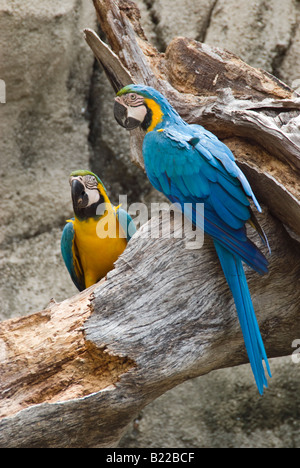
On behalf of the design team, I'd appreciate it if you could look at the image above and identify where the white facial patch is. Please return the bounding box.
[127,105,147,122]
[85,186,100,206]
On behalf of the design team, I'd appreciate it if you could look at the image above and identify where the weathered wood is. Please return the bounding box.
[0,285,134,422]
[0,0,299,448]
[0,211,299,448]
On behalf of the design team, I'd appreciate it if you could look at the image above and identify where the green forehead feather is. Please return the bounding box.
[116,85,134,96]
[116,84,164,103]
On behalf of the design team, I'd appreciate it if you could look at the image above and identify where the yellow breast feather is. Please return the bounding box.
[73,209,127,288]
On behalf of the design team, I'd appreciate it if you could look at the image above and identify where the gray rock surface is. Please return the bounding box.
[119,357,300,448]
[0,0,299,448]
[143,0,218,49]
[205,0,298,79]
[0,0,96,316]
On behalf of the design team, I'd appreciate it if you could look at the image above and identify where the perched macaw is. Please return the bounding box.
[61,169,136,291]
[113,84,271,394]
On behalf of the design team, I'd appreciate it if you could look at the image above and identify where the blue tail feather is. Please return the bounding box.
[214,241,271,394]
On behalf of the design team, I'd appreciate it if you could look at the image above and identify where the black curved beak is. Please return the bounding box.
[114,100,141,130]
[71,179,88,208]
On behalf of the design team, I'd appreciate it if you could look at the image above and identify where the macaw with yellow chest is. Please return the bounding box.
[61,170,136,291]
[113,84,271,394]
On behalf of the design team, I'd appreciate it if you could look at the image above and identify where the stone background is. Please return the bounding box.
[0,0,299,448]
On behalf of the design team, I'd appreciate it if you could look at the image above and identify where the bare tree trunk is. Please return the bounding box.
[1,211,299,448]
[0,0,299,448]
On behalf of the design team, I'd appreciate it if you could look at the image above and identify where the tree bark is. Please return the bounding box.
[1,211,299,448]
[0,0,299,448]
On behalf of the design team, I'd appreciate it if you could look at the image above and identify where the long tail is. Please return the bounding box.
[214,241,271,395]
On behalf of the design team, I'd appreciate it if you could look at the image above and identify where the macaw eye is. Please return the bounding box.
[129,93,137,102]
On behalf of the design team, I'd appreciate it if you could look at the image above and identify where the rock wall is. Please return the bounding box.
[0,0,96,318]
[0,0,299,448]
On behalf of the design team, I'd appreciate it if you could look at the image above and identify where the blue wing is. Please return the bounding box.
[116,207,137,241]
[61,220,85,291]
[143,125,268,274]
[143,124,271,394]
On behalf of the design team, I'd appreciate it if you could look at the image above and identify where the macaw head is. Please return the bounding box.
[114,84,178,132]
[69,170,109,220]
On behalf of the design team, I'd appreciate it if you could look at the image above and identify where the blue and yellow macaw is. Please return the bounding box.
[61,170,136,291]
[113,85,271,394]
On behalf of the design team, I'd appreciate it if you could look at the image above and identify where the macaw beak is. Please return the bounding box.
[114,99,141,130]
[71,178,89,209]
